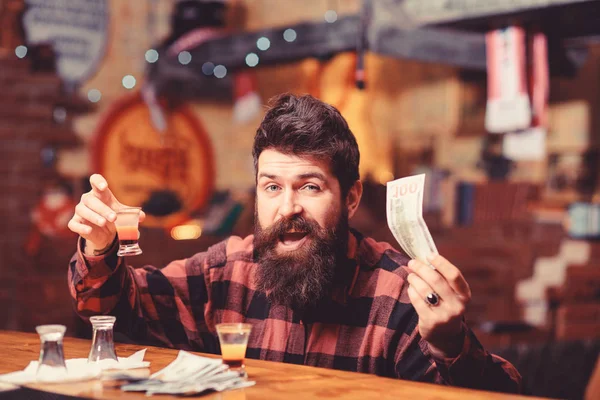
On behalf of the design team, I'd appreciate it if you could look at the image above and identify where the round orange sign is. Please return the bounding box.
[92,93,215,228]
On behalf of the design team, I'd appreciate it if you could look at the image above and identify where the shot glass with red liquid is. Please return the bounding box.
[115,207,142,257]
[216,323,252,378]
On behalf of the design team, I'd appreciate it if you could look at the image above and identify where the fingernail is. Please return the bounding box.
[98,183,107,190]
[108,212,116,221]
[97,218,105,225]
[427,254,436,262]
[408,260,414,267]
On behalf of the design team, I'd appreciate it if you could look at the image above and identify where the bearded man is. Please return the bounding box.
[68,94,521,392]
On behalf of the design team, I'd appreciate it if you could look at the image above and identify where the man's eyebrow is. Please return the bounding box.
[258,173,277,180]
[297,172,326,181]
[257,172,327,181]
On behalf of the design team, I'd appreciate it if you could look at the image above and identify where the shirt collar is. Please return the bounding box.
[330,229,362,304]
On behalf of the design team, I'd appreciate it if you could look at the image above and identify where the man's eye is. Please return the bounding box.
[303,184,320,192]
[265,184,279,192]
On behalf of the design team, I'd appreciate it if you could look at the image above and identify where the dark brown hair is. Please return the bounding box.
[252,93,360,196]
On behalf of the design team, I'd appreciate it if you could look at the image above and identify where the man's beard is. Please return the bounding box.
[253,210,349,310]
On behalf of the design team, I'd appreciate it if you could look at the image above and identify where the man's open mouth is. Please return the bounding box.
[278,230,309,250]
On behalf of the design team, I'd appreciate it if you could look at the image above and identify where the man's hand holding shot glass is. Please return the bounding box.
[68,174,145,257]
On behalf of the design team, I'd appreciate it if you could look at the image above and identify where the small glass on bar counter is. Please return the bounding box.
[36,324,68,382]
[216,323,252,378]
[88,315,119,365]
[115,207,143,256]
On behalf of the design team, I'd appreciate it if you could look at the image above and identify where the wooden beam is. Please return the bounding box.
[149,0,599,95]
[369,26,485,69]
[395,0,595,26]
[149,14,487,95]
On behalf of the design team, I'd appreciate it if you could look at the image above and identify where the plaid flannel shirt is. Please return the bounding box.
[69,230,521,393]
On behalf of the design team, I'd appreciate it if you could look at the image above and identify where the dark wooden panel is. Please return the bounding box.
[16,275,78,332]
[561,266,600,302]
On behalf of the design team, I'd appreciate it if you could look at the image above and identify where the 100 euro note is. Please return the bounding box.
[386,174,438,265]
[121,351,255,396]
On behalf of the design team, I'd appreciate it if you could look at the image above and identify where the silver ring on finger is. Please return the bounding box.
[425,292,441,307]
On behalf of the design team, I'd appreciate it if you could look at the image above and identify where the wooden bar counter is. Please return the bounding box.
[0,331,543,399]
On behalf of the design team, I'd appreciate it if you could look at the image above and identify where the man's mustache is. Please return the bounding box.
[258,216,321,243]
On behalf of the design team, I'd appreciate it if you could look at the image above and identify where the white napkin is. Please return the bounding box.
[0,349,149,385]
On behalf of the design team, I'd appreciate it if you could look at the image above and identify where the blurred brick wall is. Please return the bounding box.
[0,50,82,331]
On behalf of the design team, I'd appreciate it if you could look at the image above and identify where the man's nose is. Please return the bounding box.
[279,192,303,219]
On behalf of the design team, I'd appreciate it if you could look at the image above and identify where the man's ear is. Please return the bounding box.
[345,180,363,219]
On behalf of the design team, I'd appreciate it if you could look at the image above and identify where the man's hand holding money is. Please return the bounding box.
[406,254,471,359]
[386,174,471,359]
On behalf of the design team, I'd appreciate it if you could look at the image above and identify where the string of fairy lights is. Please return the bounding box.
[14,3,340,106]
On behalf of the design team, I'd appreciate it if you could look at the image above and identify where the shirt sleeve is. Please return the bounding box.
[68,237,211,350]
[382,246,522,392]
[427,322,523,393]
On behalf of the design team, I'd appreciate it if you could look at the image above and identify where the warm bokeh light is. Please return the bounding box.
[15,45,27,59]
[202,62,215,75]
[122,75,136,89]
[257,37,270,51]
[245,53,259,67]
[170,223,202,240]
[324,10,338,23]
[145,49,159,63]
[214,65,227,78]
[53,107,67,123]
[178,51,192,65]
[376,170,394,185]
[87,89,102,103]
[283,28,297,42]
